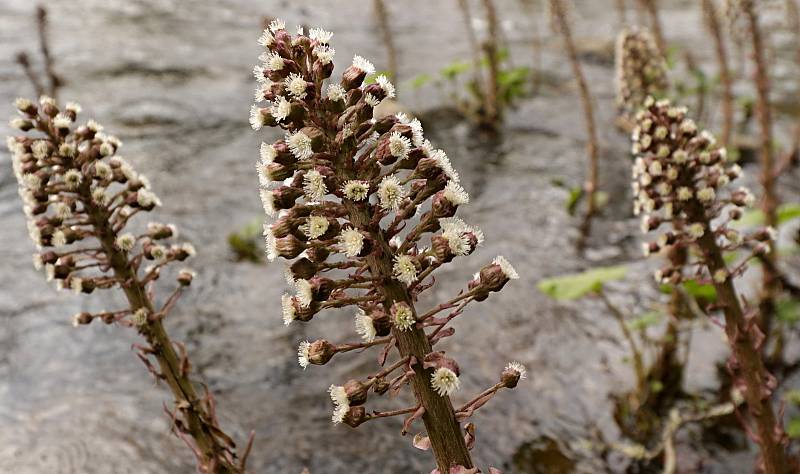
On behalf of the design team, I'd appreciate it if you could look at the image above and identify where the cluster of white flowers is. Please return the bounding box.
[249,21,522,430]
[631,97,772,284]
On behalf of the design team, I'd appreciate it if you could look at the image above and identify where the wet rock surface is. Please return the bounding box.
[1,1,799,473]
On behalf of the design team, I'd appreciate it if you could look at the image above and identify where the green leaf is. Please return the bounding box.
[778,203,800,224]
[409,73,432,89]
[537,265,629,301]
[626,311,662,331]
[734,203,800,228]
[784,389,800,406]
[440,61,472,80]
[660,279,717,303]
[787,418,800,439]
[734,209,765,227]
[682,279,717,302]
[565,186,583,216]
[776,298,800,325]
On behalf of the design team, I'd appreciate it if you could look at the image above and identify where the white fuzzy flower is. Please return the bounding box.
[687,223,705,239]
[329,385,349,424]
[314,45,336,65]
[137,189,160,208]
[269,96,292,122]
[22,173,41,191]
[54,202,72,219]
[375,75,396,99]
[392,302,415,330]
[363,93,380,107]
[409,119,425,147]
[94,161,112,180]
[493,255,519,279]
[378,175,405,211]
[249,105,266,130]
[51,230,67,248]
[281,293,297,325]
[429,149,460,182]
[342,180,369,201]
[260,142,277,164]
[392,254,417,285]
[63,169,82,189]
[431,367,460,396]
[677,187,692,201]
[697,187,715,203]
[298,340,311,368]
[116,233,136,251]
[309,27,333,44]
[301,215,329,239]
[505,361,527,380]
[260,188,276,216]
[65,102,82,114]
[257,29,275,47]
[264,224,278,261]
[31,140,49,159]
[303,169,327,202]
[262,51,285,72]
[388,132,411,159]
[352,55,375,75]
[338,228,365,257]
[354,309,376,342]
[287,131,314,160]
[268,18,285,32]
[294,278,313,307]
[284,73,308,99]
[326,83,346,101]
[442,181,469,205]
[53,114,71,129]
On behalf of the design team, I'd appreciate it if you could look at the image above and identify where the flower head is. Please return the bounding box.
[431,367,460,396]
[378,175,405,211]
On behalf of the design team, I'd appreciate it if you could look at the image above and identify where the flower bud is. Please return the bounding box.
[177,269,195,286]
[343,379,369,406]
[289,258,319,281]
[276,234,306,259]
[501,362,527,389]
[307,339,336,365]
[342,406,368,428]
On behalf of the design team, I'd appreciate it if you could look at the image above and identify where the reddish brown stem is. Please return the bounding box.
[702,0,734,149]
[340,195,472,469]
[691,209,786,473]
[550,0,600,251]
[743,0,781,336]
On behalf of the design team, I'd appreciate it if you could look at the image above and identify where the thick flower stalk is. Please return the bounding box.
[615,26,668,120]
[7,98,245,473]
[631,98,787,473]
[250,21,523,472]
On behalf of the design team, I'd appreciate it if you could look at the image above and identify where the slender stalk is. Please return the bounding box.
[457,0,486,99]
[637,0,667,57]
[743,0,780,335]
[702,0,734,148]
[373,0,398,81]
[480,0,502,129]
[550,0,600,251]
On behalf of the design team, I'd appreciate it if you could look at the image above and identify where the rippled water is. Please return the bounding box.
[1,0,799,472]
